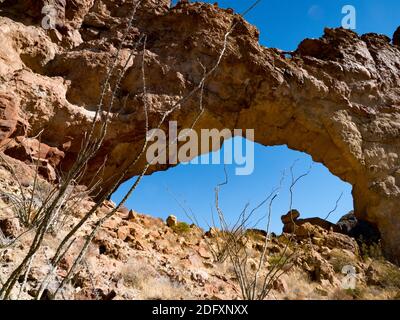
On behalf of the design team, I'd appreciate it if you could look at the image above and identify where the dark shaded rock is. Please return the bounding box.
[337,211,358,233]
[0,218,21,238]
[337,211,381,245]
[393,26,400,46]
[281,210,300,224]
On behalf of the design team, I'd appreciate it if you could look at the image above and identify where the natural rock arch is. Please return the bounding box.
[0,0,399,263]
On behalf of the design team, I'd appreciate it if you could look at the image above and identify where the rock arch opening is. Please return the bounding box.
[112,140,356,236]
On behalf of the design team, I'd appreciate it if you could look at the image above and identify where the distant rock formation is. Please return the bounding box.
[393,26,400,46]
[281,209,381,246]
[281,209,341,234]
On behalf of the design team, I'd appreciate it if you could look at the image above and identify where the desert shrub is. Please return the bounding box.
[120,258,183,299]
[329,249,358,273]
[345,287,366,299]
[330,287,365,300]
[367,261,400,290]
[277,234,296,250]
[283,271,317,300]
[206,237,229,263]
[360,240,384,261]
[121,259,155,289]
[171,222,191,234]
[268,254,288,268]
[140,277,184,300]
[381,264,400,288]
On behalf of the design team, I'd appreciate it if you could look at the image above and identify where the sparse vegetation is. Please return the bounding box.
[209,163,310,300]
[379,262,400,289]
[268,253,290,268]
[140,277,184,300]
[360,240,384,261]
[121,259,184,300]
[345,287,365,299]
[171,222,191,235]
[121,259,156,290]
[329,249,358,273]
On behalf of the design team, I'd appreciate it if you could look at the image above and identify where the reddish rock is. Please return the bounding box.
[116,206,129,217]
[58,253,74,272]
[198,247,212,259]
[281,210,300,224]
[102,218,119,231]
[101,200,116,210]
[3,136,64,181]
[117,226,130,241]
[0,93,26,146]
[130,240,145,251]
[324,232,359,253]
[303,251,336,284]
[127,210,136,221]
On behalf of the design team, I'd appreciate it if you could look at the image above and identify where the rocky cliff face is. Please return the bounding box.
[0,1,400,263]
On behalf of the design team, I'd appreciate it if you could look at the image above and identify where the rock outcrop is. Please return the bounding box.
[281,210,341,234]
[394,26,400,46]
[0,1,400,263]
[337,211,381,245]
[280,210,380,256]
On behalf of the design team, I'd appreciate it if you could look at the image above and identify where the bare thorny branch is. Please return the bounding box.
[211,162,315,300]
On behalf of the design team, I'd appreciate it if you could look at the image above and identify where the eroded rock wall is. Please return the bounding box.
[0,0,399,262]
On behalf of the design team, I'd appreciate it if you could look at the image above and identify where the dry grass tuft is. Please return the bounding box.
[120,258,185,300]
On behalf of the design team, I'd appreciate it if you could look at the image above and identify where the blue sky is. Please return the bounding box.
[112,0,399,233]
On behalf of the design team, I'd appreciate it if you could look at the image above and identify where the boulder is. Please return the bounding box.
[117,226,130,241]
[0,93,26,146]
[304,250,335,284]
[324,232,359,253]
[198,247,212,259]
[336,211,358,233]
[293,222,321,239]
[281,210,300,224]
[166,215,178,228]
[272,277,288,293]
